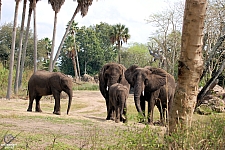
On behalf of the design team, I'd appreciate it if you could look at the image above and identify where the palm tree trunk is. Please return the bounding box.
[14,0,27,94]
[117,40,121,64]
[74,34,80,80]
[19,6,32,88]
[6,1,20,99]
[72,56,78,78]
[52,5,80,67]
[0,0,2,20]
[75,49,80,79]
[49,11,57,72]
[169,0,207,134]
[33,0,37,72]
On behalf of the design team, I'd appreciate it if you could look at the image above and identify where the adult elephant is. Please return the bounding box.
[99,63,130,120]
[124,65,176,125]
[27,70,73,115]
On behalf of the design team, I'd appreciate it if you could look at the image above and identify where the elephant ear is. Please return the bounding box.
[124,64,139,87]
[49,73,61,89]
[145,68,168,92]
[99,64,111,97]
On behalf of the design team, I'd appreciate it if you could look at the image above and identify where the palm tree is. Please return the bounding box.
[109,24,130,63]
[63,21,80,79]
[48,0,65,72]
[64,35,78,78]
[32,0,37,72]
[14,0,27,94]
[68,21,80,79]
[6,0,21,99]
[18,1,33,88]
[169,0,207,134]
[52,0,93,68]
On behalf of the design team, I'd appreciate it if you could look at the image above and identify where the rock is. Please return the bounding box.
[81,74,94,82]
[196,104,212,115]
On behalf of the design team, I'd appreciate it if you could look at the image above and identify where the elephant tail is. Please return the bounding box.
[67,96,72,115]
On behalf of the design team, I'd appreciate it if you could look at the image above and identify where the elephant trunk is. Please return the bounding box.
[134,84,145,117]
[67,90,73,115]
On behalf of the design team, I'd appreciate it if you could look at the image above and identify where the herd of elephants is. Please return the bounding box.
[27,62,176,125]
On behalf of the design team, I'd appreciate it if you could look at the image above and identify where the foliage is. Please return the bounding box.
[121,42,156,68]
[0,23,50,70]
[0,64,33,98]
[0,64,10,97]
[59,22,117,76]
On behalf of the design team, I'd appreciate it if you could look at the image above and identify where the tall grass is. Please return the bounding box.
[106,115,225,149]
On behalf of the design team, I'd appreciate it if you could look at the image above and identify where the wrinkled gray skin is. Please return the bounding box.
[108,83,129,123]
[27,70,73,115]
[125,65,176,125]
[99,63,130,120]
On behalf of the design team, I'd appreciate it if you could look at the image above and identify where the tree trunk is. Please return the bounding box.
[74,35,80,80]
[14,0,27,94]
[76,50,80,80]
[19,6,32,88]
[200,34,225,80]
[49,11,57,72]
[197,60,225,106]
[33,0,37,72]
[52,5,80,68]
[6,1,20,99]
[72,56,78,78]
[169,0,207,134]
[118,40,121,64]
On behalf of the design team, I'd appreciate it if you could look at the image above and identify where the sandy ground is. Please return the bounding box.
[0,90,153,149]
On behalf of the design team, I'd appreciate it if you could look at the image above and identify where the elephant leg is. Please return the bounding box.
[27,94,35,112]
[53,91,61,115]
[115,106,120,123]
[156,101,165,125]
[35,96,42,112]
[106,99,113,120]
[105,98,111,120]
[121,102,127,123]
[147,96,155,125]
[140,95,145,116]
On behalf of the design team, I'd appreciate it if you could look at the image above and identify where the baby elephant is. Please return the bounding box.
[108,83,129,123]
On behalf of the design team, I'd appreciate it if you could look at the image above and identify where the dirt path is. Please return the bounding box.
[0,90,151,149]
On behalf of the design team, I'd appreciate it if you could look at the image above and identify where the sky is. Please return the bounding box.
[1,0,180,50]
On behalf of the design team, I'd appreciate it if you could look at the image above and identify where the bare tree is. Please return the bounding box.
[146,1,183,75]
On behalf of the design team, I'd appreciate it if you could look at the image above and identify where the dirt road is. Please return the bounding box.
[0,90,149,149]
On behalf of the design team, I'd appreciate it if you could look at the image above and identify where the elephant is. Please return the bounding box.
[27,70,73,115]
[99,62,130,120]
[108,83,129,123]
[124,65,176,125]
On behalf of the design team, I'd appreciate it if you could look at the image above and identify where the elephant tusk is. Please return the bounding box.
[106,86,109,91]
[142,91,144,96]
